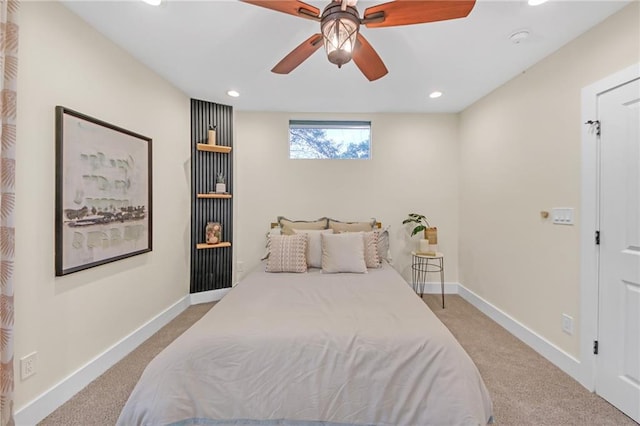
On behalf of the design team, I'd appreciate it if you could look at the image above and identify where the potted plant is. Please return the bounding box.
[402,213,437,244]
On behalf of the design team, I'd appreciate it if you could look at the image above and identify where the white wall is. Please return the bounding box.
[458,2,640,358]
[14,2,190,411]
[234,112,460,283]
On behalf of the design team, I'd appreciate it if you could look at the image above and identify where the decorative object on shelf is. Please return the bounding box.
[425,226,438,245]
[419,239,432,254]
[206,222,222,245]
[215,172,226,193]
[55,106,152,276]
[402,212,438,250]
[208,125,217,145]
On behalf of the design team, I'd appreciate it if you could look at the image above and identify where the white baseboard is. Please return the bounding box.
[189,287,231,304]
[456,283,582,382]
[15,287,233,425]
[14,295,191,426]
[413,281,459,294]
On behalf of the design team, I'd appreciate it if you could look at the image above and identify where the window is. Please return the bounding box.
[289,120,371,159]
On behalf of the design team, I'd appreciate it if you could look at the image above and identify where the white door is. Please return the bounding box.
[597,77,640,423]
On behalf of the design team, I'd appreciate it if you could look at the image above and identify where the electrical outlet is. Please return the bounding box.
[20,352,37,380]
[237,261,244,272]
[562,314,574,335]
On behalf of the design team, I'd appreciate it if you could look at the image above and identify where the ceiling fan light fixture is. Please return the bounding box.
[321,3,360,68]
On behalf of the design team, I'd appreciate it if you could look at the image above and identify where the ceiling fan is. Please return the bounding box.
[241,0,476,81]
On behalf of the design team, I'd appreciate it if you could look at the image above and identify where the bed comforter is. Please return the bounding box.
[117,263,493,425]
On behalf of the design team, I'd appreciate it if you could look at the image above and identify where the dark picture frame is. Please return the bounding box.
[55,106,152,276]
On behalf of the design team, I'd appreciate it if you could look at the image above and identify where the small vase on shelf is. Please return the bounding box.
[208,125,217,145]
[425,227,438,245]
[215,171,226,193]
[206,222,222,245]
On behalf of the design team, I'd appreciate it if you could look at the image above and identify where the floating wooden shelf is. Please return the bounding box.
[197,193,232,199]
[196,242,231,250]
[196,143,232,153]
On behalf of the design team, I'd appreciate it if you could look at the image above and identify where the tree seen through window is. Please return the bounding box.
[289,121,371,159]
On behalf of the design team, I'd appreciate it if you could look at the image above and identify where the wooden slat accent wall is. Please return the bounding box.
[190,99,233,293]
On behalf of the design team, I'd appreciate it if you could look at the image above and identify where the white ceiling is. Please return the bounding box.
[61,0,631,113]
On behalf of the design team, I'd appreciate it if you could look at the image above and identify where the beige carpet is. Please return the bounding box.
[422,295,637,426]
[39,295,637,426]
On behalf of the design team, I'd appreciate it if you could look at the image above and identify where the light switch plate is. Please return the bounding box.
[552,208,574,225]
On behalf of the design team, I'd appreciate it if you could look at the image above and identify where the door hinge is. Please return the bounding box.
[585,120,601,136]
[593,340,599,355]
[595,230,600,245]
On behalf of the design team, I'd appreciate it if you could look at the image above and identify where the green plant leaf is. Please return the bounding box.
[410,225,426,236]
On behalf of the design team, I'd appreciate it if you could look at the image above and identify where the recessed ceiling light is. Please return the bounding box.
[528,0,548,5]
[227,90,240,98]
[141,0,161,5]
[429,91,443,99]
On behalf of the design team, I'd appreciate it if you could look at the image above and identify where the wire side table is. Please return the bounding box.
[411,251,445,308]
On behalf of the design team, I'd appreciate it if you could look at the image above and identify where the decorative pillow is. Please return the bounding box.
[374,226,390,262]
[266,234,308,273]
[292,228,334,268]
[278,216,328,234]
[337,230,381,268]
[321,232,367,274]
[261,227,282,260]
[363,231,381,268]
[328,218,377,233]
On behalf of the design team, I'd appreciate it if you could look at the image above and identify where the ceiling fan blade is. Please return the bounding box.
[363,0,476,28]
[272,33,324,74]
[240,0,320,20]
[352,33,388,82]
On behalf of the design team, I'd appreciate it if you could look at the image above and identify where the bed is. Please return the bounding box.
[117,261,493,425]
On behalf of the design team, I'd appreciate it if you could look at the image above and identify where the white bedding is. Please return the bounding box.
[118,263,493,425]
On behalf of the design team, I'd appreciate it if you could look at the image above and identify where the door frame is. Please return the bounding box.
[580,62,640,391]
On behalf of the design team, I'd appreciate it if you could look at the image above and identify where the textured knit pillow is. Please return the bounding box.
[374,226,390,262]
[363,230,381,268]
[292,228,334,268]
[261,227,282,260]
[266,234,308,273]
[321,232,367,274]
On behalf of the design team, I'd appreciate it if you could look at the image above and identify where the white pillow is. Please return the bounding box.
[293,228,334,268]
[265,234,307,273]
[321,232,367,274]
[337,230,380,268]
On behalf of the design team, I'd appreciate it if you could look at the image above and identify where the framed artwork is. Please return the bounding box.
[55,106,152,276]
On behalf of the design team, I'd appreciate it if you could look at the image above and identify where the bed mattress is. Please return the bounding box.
[117,263,493,425]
